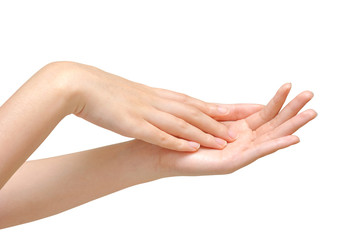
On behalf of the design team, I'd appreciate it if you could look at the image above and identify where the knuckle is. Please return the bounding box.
[203,101,211,109]
[129,120,147,137]
[177,119,189,130]
[158,134,170,146]
[154,88,169,97]
[189,108,201,119]
[206,103,217,115]
[178,93,190,103]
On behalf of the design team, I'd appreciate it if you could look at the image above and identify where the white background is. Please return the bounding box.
[0,0,360,239]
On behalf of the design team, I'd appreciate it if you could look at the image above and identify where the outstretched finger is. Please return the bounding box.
[256,109,317,144]
[256,91,314,136]
[246,83,291,130]
[212,103,264,121]
[153,87,262,120]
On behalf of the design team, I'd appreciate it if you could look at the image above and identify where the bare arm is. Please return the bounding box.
[0,62,79,189]
[0,84,316,229]
[0,61,262,189]
[0,140,162,229]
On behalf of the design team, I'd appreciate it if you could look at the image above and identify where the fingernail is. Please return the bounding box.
[228,128,239,140]
[188,141,200,150]
[217,106,229,115]
[215,137,227,148]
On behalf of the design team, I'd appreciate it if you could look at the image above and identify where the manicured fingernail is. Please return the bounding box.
[228,129,239,140]
[217,106,229,114]
[188,141,200,150]
[215,137,227,148]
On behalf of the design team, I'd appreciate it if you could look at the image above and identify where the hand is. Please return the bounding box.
[159,83,317,176]
[72,62,262,151]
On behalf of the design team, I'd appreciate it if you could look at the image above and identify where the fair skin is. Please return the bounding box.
[0,61,262,189]
[0,62,316,228]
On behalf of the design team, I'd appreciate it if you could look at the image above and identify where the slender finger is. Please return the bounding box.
[212,104,264,121]
[153,88,236,118]
[154,88,265,121]
[256,109,317,143]
[153,88,216,113]
[152,99,236,142]
[256,91,314,136]
[145,109,228,149]
[242,135,300,165]
[132,120,201,152]
[246,83,292,130]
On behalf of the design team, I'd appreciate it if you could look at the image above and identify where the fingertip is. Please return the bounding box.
[228,128,239,141]
[291,135,300,144]
[303,109,318,119]
[277,135,300,149]
[274,83,291,100]
[283,82,292,91]
[310,109,318,117]
[300,90,314,100]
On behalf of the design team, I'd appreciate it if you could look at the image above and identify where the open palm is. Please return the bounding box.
[160,84,317,176]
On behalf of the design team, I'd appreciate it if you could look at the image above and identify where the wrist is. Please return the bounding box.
[121,140,178,180]
[40,61,87,116]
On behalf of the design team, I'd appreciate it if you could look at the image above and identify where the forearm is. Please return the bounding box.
[0,62,83,189]
[0,140,163,229]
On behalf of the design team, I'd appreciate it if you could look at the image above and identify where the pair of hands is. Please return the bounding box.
[67,62,316,173]
[0,63,317,229]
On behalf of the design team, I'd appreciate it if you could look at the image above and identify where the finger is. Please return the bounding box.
[256,109,317,143]
[152,99,235,142]
[246,83,291,130]
[144,109,228,149]
[242,135,300,165]
[153,88,215,113]
[212,104,264,121]
[153,88,235,118]
[132,120,201,152]
[154,88,265,121]
[256,91,314,136]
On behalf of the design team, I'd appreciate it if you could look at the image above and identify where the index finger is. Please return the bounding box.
[246,83,291,130]
[153,88,264,120]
